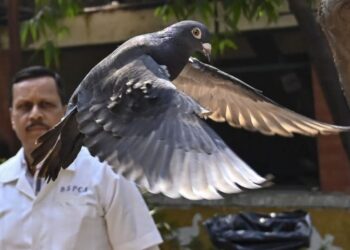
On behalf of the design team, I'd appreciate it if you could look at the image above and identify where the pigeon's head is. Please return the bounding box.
[164,20,212,60]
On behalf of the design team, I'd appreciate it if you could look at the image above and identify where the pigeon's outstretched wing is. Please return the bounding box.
[174,57,350,137]
[74,55,266,200]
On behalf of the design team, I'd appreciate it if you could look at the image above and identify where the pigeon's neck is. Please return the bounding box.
[165,52,190,80]
[151,35,193,80]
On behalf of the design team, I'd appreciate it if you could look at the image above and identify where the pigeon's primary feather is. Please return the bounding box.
[33,20,350,199]
[174,57,349,136]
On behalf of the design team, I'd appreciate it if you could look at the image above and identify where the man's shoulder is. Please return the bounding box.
[0,158,13,175]
[0,157,15,169]
[0,152,21,182]
[63,147,125,190]
[0,158,13,179]
[73,147,106,170]
[70,147,118,180]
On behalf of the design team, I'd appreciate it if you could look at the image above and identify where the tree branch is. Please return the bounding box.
[288,0,350,160]
[319,0,350,108]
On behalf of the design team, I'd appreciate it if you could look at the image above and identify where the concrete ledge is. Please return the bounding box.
[146,189,350,208]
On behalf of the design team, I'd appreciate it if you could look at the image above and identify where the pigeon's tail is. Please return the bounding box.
[32,107,83,181]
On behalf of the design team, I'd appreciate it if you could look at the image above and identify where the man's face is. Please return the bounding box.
[10,76,65,158]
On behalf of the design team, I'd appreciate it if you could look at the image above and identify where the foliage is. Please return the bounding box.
[20,0,81,68]
[19,0,286,67]
[155,0,284,55]
[155,0,283,25]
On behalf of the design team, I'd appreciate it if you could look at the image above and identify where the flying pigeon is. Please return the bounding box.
[33,20,350,200]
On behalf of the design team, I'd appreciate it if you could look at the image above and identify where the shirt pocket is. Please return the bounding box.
[54,192,103,219]
[46,194,106,250]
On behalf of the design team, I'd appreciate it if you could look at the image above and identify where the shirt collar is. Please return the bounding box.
[0,148,76,183]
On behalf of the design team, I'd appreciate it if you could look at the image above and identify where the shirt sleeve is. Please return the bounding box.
[99,164,163,250]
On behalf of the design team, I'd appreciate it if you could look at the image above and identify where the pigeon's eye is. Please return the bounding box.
[191,27,202,39]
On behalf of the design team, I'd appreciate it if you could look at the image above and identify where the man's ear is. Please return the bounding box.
[9,107,15,130]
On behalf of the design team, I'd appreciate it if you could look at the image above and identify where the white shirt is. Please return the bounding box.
[0,147,162,250]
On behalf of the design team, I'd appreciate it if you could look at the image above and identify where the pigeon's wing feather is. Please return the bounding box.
[174,57,350,136]
[75,55,265,200]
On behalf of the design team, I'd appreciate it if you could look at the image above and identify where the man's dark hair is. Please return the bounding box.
[9,66,67,106]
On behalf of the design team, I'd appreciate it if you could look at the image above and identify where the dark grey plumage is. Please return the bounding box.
[33,20,350,200]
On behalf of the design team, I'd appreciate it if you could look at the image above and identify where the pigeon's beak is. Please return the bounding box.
[202,43,212,62]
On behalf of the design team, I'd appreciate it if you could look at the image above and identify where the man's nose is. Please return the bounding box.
[29,105,43,120]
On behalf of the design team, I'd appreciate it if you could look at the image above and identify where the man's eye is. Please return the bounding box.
[17,103,31,111]
[40,102,54,108]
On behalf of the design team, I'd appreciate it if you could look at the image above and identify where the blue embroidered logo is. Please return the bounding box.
[60,185,88,193]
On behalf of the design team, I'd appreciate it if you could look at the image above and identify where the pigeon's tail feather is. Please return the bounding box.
[32,107,83,181]
[31,120,67,167]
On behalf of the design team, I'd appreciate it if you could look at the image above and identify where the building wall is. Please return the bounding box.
[0,51,19,158]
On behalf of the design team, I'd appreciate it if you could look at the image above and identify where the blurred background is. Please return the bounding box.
[0,0,349,249]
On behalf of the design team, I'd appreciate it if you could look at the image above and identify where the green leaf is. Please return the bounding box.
[155,5,173,22]
[43,40,60,68]
[20,0,82,67]
[20,21,30,45]
[57,26,70,39]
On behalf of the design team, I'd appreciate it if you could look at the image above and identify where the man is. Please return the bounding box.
[0,66,162,250]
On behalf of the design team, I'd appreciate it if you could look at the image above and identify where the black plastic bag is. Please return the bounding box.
[204,210,312,250]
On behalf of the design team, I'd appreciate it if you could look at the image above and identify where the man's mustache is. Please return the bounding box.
[26,121,50,131]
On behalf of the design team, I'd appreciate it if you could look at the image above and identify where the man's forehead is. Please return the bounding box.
[12,76,59,99]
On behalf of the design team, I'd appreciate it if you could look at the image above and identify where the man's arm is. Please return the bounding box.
[100,165,163,250]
